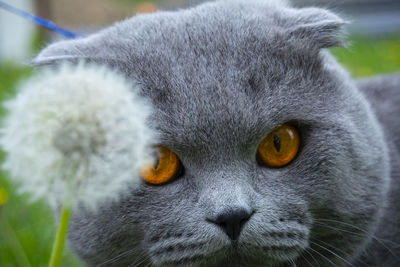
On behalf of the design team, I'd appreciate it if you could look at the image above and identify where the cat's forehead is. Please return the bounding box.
[124,3,286,83]
[136,47,335,151]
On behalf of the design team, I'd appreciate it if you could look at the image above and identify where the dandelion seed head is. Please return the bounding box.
[53,122,106,157]
[0,63,155,211]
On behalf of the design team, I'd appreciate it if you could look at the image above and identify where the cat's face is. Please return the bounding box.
[34,0,390,266]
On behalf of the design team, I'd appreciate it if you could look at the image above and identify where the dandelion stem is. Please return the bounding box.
[49,203,70,267]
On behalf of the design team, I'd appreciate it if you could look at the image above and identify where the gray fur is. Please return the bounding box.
[32,0,399,266]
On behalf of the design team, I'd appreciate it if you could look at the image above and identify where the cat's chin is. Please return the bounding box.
[152,242,305,267]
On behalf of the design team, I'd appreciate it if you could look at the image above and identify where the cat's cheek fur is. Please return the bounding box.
[302,113,390,262]
[67,199,147,266]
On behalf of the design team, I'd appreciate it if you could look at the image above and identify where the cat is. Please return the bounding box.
[31,0,400,266]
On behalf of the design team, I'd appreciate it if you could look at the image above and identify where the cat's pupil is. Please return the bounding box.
[273,134,281,152]
[154,156,159,169]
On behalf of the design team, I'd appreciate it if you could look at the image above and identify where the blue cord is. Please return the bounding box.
[0,1,84,39]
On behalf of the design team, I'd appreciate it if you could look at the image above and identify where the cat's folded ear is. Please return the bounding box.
[30,38,88,66]
[283,7,348,51]
[30,33,115,66]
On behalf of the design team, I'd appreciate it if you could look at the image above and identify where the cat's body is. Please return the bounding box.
[32,0,399,266]
[355,74,400,266]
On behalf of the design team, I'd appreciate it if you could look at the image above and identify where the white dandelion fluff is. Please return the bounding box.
[0,63,155,211]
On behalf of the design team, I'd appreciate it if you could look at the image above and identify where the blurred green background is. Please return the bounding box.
[0,0,400,266]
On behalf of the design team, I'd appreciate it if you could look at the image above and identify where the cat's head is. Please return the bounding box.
[33,0,390,266]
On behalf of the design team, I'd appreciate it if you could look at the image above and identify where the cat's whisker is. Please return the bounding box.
[313,221,362,236]
[131,251,151,267]
[313,220,400,260]
[133,260,152,267]
[310,236,372,267]
[299,253,314,267]
[303,249,321,267]
[127,251,146,267]
[95,247,141,266]
[307,246,338,267]
[288,258,297,267]
[309,240,354,266]
[315,218,400,247]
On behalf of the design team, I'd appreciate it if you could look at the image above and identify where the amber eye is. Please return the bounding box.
[257,124,300,167]
[140,146,180,185]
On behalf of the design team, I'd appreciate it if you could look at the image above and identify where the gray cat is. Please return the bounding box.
[32,0,399,266]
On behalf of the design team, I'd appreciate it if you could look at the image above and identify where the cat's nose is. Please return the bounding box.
[208,208,253,241]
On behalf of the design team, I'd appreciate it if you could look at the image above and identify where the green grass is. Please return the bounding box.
[331,35,400,77]
[0,35,399,267]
